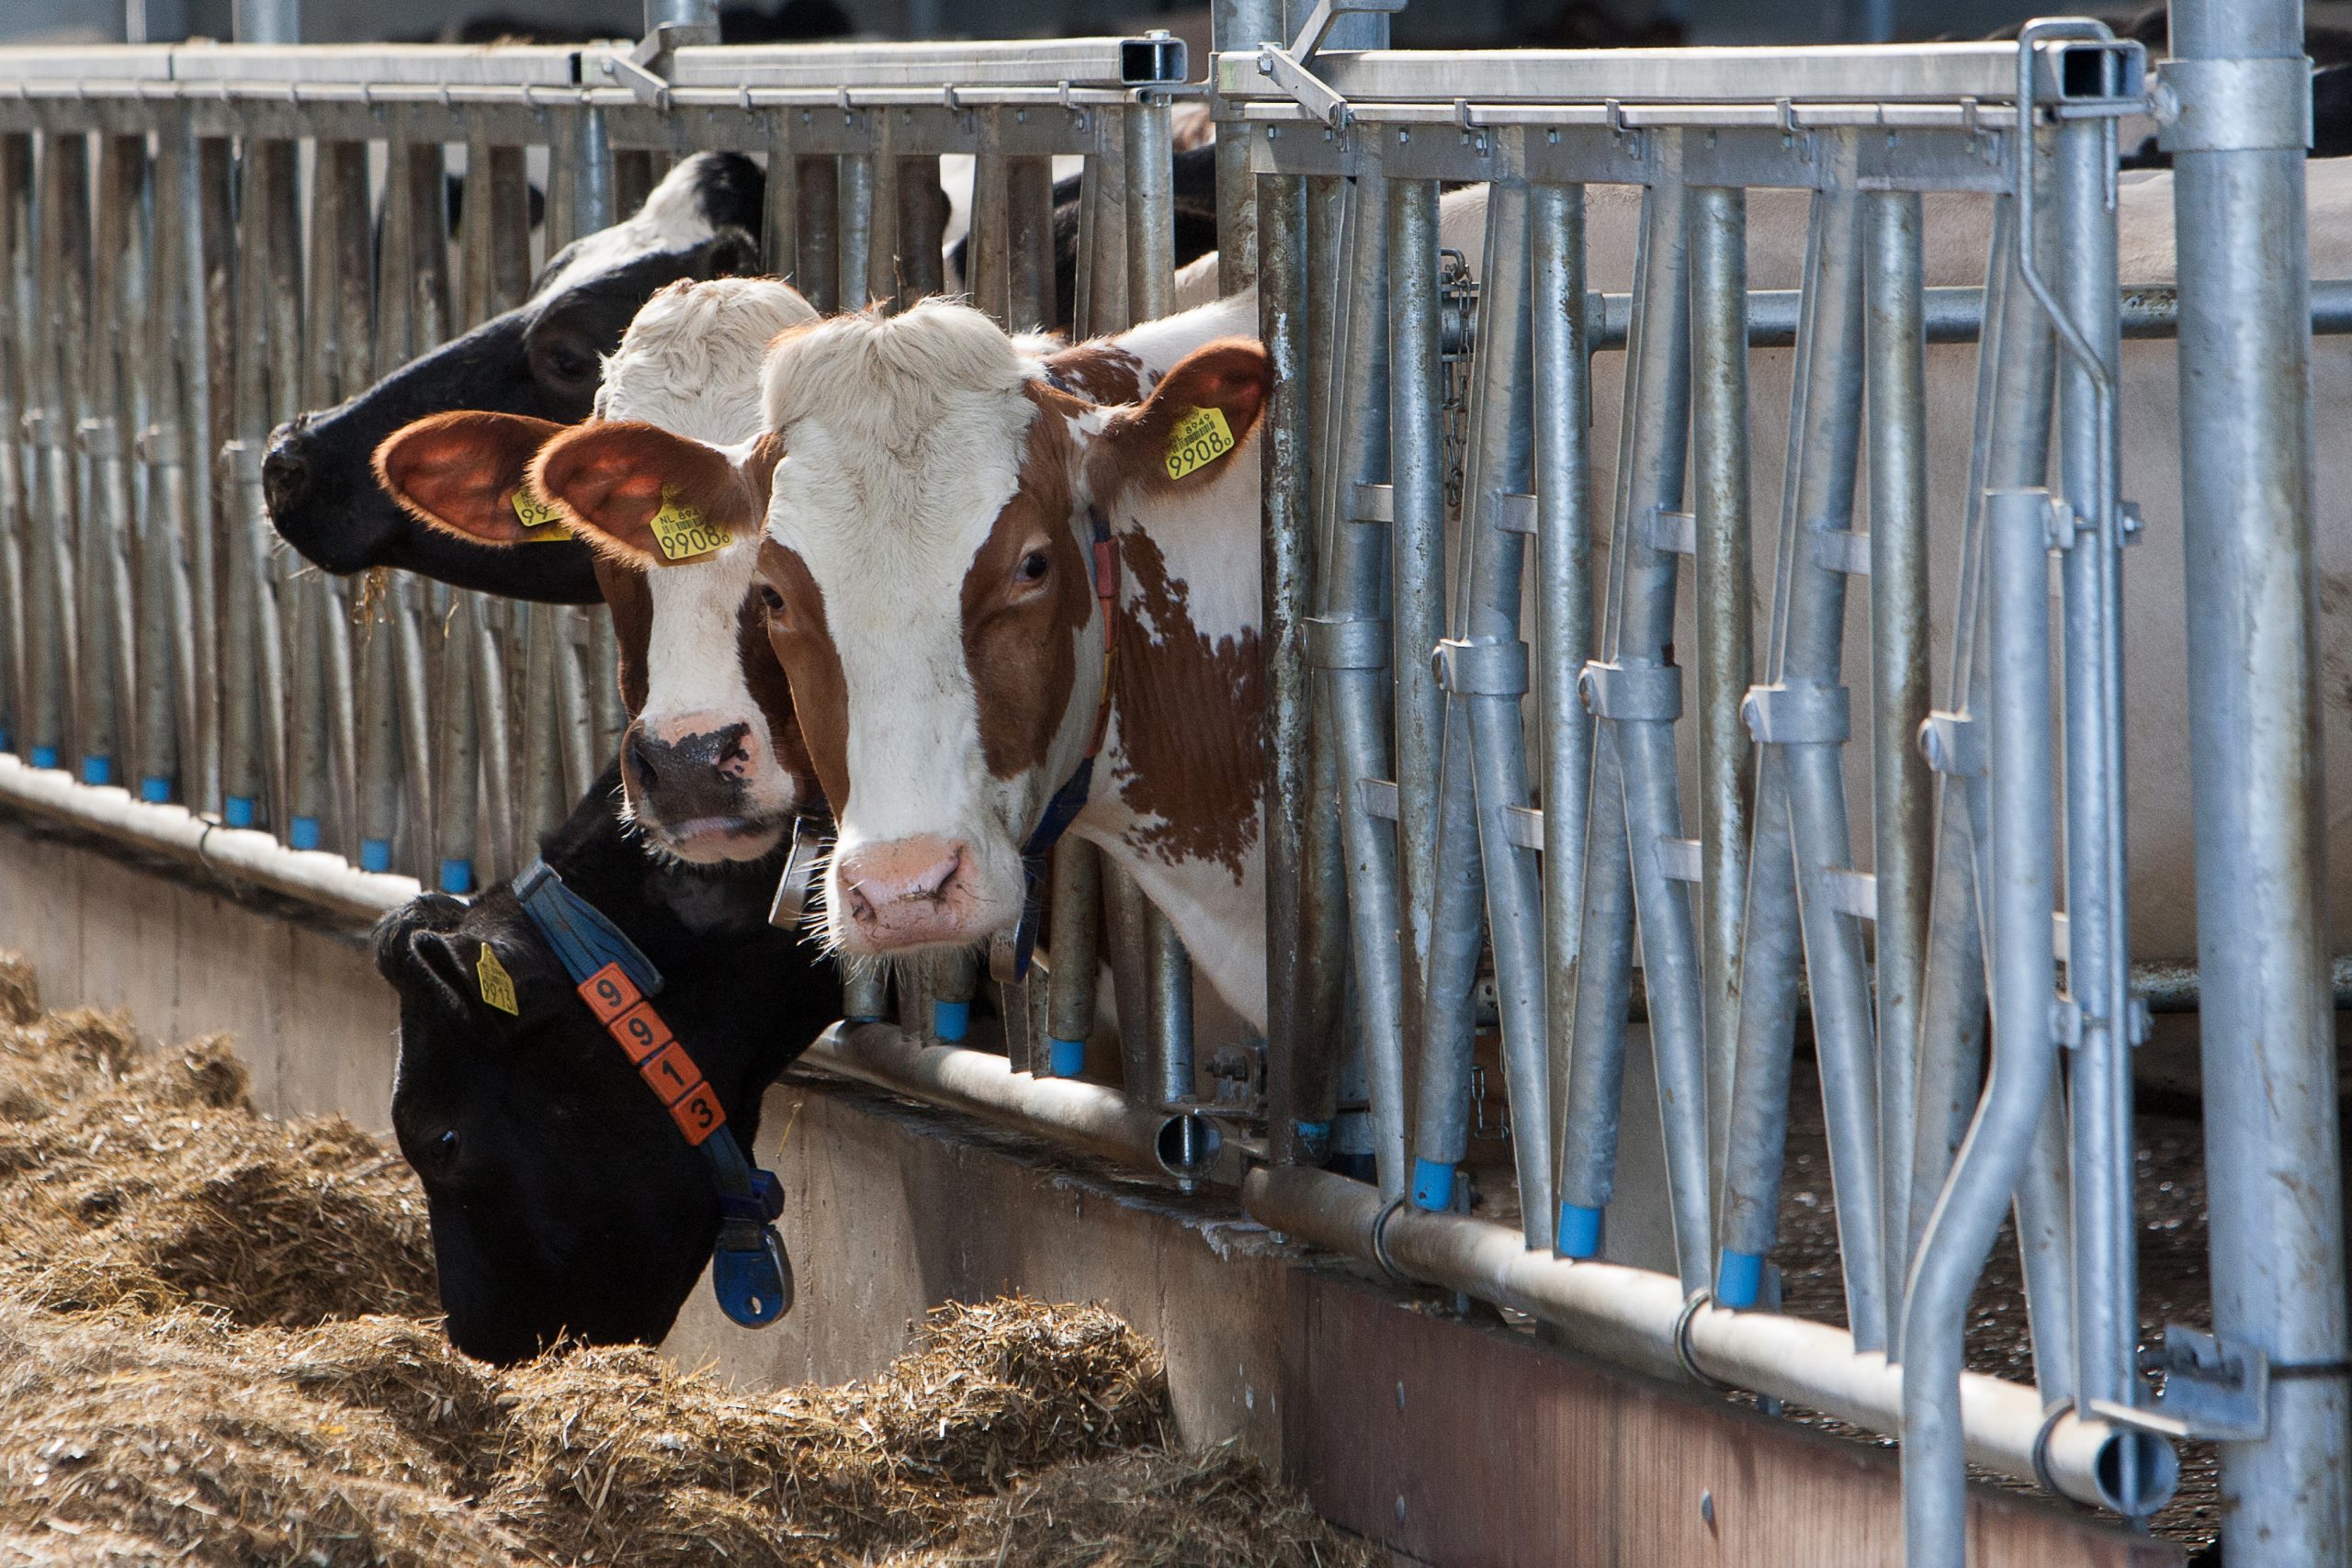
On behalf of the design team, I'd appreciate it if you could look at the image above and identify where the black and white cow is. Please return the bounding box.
[373,761,842,1363]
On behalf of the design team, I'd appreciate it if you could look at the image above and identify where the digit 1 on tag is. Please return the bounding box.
[1164,405,1236,481]
[476,943,520,1015]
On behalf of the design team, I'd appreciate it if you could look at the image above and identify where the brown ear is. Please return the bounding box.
[530,422,777,569]
[1091,338,1271,500]
[374,411,570,544]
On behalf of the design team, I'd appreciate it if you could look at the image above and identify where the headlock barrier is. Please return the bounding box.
[0,1,2343,1562]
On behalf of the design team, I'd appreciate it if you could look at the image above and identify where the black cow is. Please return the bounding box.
[266,152,767,604]
[372,762,841,1363]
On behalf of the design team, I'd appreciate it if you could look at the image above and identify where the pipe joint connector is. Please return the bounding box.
[2155,57,2312,154]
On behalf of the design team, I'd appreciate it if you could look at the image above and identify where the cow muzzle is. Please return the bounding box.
[833,836,980,949]
[262,416,316,517]
[622,716,790,862]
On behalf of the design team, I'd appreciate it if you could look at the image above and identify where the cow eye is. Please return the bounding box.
[758,583,786,615]
[1016,549,1050,584]
[426,1128,459,1165]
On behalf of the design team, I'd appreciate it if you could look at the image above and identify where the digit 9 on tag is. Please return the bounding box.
[1164,406,1237,481]
[476,943,520,1016]
[507,487,570,543]
[649,490,729,562]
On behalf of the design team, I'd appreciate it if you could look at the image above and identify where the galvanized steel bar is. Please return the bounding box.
[1210,0,1276,294]
[865,118,900,312]
[1147,905,1195,1111]
[1005,155,1054,329]
[1043,839,1101,1077]
[80,135,143,793]
[28,130,90,778]
[1125,95,1173,322]
[1078,111,1129,336]
[0,135,29,763]
[967,114,1008,323]
[2170,0,2352,1554]
[1863,187,1932,1330]
[895,152,948,308]
[795,154,839,315]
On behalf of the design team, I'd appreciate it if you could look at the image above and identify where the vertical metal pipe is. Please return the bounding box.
[0,136,30,761]
[1078,111,1128,336]
[1210,0,1278,293]
[1148,907,1196,1110]
[132,127,187,806]
[762,116,797,287]
[1687,186,1749,1223]
[1102,861,1154,1092]
[435,591,481,893]
[927,945,978,1043]
[1259,168,1320,1164]
[231,0,299,41]
[896,153,948,308]
[184,130,231,814]
[967,115,1008,324]
[1316,162,1404,1198]
[356,585,400,870]
[1864,189,1932,1329]
[1125,96,1174,322]
[1446,168,1555,1252]
[390,575,434,875]
[1003,155,1055,330]
[82,136,144,792]
[865,117,900,313]
[2170,2,2352,1554]
[1044,840,1101,1078]
[795,154,838,315]
[27,131,90,777]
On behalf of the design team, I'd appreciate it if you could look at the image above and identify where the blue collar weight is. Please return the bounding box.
[509,859,793,1329]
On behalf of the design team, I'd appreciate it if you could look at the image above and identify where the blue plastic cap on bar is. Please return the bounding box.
[0,729,10,752]
[1411,1156,1456,1212]
[932,999,971,1043]
[1714,1249,1765,1308]
[223,795,257,829]
[29,746,59,771]
[288,816,322,851]
[438,857,474,894]
[359,839,393,874]
[79,756,111,786]
[1556,1202,1603,1258]
[138,775,172,803]
[1046,1037,1087,1077]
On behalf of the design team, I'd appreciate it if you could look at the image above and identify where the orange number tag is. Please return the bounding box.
[579,963,642,1024]
[639,1043,700,1107]
[669,1081,727,1145]
[607,1001,675,1065]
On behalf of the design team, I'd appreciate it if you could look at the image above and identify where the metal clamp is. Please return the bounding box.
[1437,637,1529,697]
[1307,615,1390,671]
[1370,1193,1413,1284]
[2091,1325,2273,1443]
[1580,660,1682,723]
[1643,506,1697,557]
[1808,521,1871,576]
[2155,57,2312,154]
[1742,682,1848,745]
[1674,1291,1737,1393]
[1918,710,1984,777]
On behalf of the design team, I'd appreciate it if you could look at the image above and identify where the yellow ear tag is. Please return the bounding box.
[508,487,570,544]
[649,490,729,562]
[1165,405,1237,482]
[476,943,519,1016]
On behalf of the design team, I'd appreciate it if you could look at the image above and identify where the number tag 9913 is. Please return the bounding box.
[650,491,730,561]
[1164,406,1236,481]
[476,943,519,1015]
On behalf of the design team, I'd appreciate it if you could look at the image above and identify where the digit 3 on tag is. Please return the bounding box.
[508,488,570,543]
[1164,406,1237,482]
[649,489,729,562]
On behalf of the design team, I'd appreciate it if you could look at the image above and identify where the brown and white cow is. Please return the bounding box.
[375,276,816,864]
[543,292,1276,1024]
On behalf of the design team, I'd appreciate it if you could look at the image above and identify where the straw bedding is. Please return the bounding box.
[0,954,1373,1567]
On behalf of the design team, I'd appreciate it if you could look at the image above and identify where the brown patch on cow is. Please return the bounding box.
[758,538,853,817]
[594,556,654,716]
[1088,339,1271,504]
[1109,525,1263,875]
[1045,341,1148,407]
[961,388,1095,780]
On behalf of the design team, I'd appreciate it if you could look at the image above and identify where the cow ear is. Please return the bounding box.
[1091,337,1270,500]
[531,422,775,569]
[375,411,571,545]
[695,225,763,281]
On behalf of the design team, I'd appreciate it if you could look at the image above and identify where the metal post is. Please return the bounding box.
[81,138,143,792]
[1148,906,1195,1111]
[435,591,480,893]
[1077,112,1128,336]
[837,146,874,313]
[896,152,948,308]
[967,115,1008,323]
[0,136,29,762]
[1125,96,1174,322]
[643,0,718,31]
[762,116,797,289]
[28,131,90,778]
[928,945,978,1043]
[1005,156,1055,329]
[795,155,839,316]
[1260,167,1319,1164]
[231,0,298,42]
[2171,0,2352,1555]
[1863,188,1932,1326]
[865,117,901,313]
[1210,0,1279,293]
[1043,840,1101,1077]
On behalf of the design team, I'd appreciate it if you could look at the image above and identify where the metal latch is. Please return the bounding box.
[600,21,717,107]
[1250,0,1406,128]
[2092,1325,2269,1443]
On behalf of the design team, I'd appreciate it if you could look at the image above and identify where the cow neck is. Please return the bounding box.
[1006,502,1120,975]
[508,858,794,1329]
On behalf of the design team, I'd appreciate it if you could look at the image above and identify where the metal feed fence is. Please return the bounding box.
[0,9,2342,1567]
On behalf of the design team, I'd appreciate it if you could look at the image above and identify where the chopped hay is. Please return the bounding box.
[0,953,1372,1567]
[891,1442,1385,1568]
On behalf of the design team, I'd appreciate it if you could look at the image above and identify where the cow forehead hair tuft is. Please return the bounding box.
[760,299,1035,439]
[600,276,818,445]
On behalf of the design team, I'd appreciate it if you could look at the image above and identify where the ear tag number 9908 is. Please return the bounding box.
[1164,406,1236,481]
[650,490,729,562]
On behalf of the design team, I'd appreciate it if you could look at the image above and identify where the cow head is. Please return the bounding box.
[373,764,839,1363]
[266,152,765,604]
[579,300,1266,955]
[374,276,816,863]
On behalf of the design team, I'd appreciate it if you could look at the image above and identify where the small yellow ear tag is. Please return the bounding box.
[508,487,570,543]
[476,943,519,1016]
[649,491,730,562]
[1165,406,1237,482]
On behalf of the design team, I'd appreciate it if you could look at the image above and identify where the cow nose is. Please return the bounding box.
[262,420,312,515]
[836,837,974,944]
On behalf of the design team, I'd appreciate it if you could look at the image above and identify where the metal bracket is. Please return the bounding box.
[1350,481,1394,525]
[1808,521,1871,577]
[1359,776,1400,821]
[1489,491,1538,535]
[601,22,716,107]
[2095,1325,2271,1443]
[1436,637,1529,697]
[1918,710,1984,777]
[1307,615,1390,671]
[2154,57,2312,154]
[1644,507,1697,557]
[1252,46,1349,129]
[2050,996,2084,1050]
[1580,660,1682,723]
[1743,681,1848,745]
